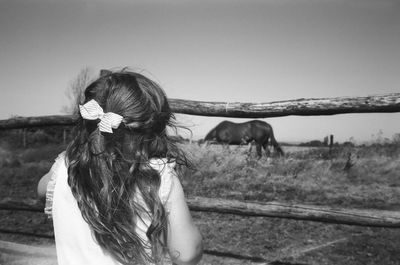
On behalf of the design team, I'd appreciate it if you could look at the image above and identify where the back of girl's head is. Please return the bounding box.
[66,70,187,264]
[85,71,171,148]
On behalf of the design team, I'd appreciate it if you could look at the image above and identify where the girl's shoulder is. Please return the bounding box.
[55,151,67,164]
[44,151,67,217]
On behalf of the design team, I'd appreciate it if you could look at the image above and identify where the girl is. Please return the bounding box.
[37,70,203,265]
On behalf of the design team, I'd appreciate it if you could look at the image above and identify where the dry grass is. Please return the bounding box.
[178,142,400,264]
[180,143,400,210]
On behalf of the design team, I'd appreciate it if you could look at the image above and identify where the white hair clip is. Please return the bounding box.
[79,99,123,133]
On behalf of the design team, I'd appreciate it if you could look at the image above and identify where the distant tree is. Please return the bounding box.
[323,136,329,146]
[62,67,94,114]
[392,133,400,145]
[299,140,324,147]
[341,141,355,147]
[30,129,54,146]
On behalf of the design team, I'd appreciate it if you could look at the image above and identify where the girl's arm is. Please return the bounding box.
[37,171,52,202]
[37,151,65,203]
[167,175,203,265]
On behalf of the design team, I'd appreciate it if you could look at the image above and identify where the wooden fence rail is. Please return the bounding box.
[2,197,400,228]
[1,93,399,130]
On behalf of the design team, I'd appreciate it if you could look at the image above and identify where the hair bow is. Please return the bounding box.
[79,99,123,133]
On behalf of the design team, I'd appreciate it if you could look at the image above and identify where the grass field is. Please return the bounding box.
[0,141,400,264]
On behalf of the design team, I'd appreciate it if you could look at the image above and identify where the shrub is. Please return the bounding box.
[19,144,66,163]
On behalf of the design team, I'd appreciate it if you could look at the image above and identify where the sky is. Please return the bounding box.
[0,0,399,143]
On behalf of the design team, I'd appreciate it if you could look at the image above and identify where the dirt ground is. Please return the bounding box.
[2,209,400,265]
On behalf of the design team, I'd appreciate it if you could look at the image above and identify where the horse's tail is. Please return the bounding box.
[270,130,284,156]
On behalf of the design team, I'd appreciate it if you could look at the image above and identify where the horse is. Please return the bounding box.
[202,120,284,158]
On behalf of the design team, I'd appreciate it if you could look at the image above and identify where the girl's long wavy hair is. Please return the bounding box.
[65,70,188,264]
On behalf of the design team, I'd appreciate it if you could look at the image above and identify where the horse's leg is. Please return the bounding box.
[244,141,254,158]
[223,143,230,152]
[256,143,262,159]
[262,142,271,157]
[236,138,245,152]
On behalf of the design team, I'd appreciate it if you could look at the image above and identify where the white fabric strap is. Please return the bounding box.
[79,99,123,133]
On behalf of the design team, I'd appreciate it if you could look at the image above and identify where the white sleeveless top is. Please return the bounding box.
[45,152,174,265]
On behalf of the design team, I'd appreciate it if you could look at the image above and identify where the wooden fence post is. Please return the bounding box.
[63,128,66,145]
[22,128,27,148]
[329,134,334,154]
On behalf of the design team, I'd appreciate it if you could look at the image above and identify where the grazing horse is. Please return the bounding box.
[203,120,284,158]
